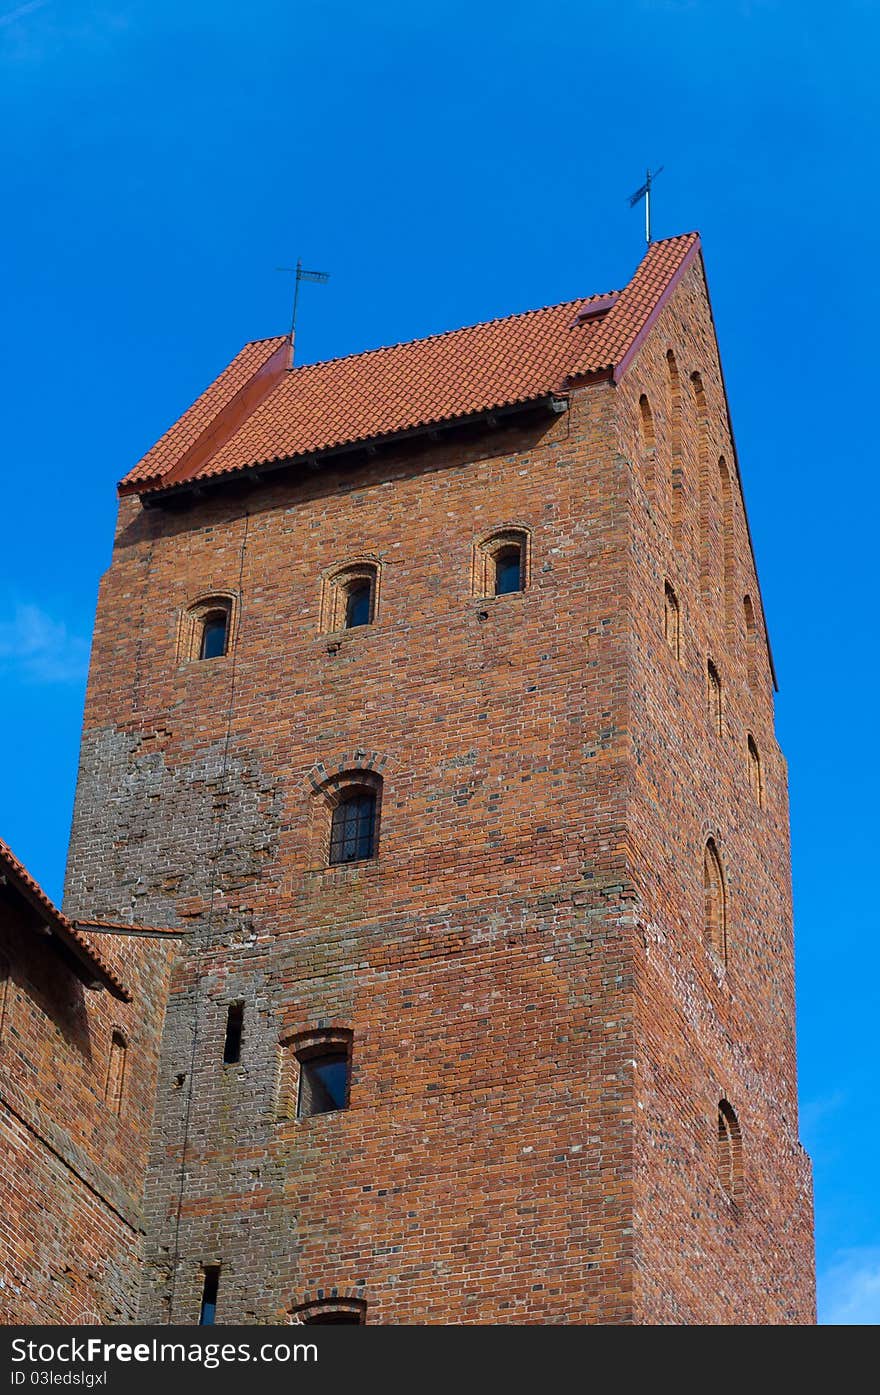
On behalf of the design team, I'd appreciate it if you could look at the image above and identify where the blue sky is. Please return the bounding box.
[1,0,876,1324]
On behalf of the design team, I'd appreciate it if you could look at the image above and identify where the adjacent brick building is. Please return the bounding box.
[2,232,815,1324]
[0,841,176,1321]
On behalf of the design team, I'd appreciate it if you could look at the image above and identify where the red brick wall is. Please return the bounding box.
[53,256,814,1324]
[616,257,815,1323]
[0,899,173,1322]
[67,393,641,1324]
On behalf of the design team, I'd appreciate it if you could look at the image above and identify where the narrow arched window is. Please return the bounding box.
[691,371,709,591]
[663,581,680,658]
[638,393,655,450]
[743,594,758,690]
[493,544,523,595]
[105,1030,127,1115]
[329,786,378,865]
[666,350,683,546]
[473,528,530,598]
[322,562,379,633]
[747,734,764,807]
[717,1099,743,1204]
[719,458,735,635]
[278,1028,354,1122]
[199,609,229,660]
[181,595,235,663]
[345,580,373,629]
[706,659,722,735]
[704,839,726,961]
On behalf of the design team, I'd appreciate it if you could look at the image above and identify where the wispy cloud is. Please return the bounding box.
[820,1248,880,1325]
[0,603,89,684]
[0,0,49,29]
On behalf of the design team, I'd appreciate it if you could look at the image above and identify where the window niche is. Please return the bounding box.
[703,838,727,963]
[179,594,235,664]
[473,528,530,598]
[278,1028,354,1122]
[707,658,722,736]
[747,734,764,808]
[717,1099,743,1206]
[321,561,380,634]
[663,581,681,658]
[104,1030,128,1115]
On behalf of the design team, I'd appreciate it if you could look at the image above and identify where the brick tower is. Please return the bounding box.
[58,232,814,1324]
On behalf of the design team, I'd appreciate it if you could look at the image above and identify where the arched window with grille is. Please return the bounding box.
[329,785,379,865]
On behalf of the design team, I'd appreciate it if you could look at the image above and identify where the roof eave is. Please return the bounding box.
[134,393,571,507]
[0,857,130,1001]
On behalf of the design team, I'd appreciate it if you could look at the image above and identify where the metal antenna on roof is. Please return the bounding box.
[627,167,664,245]
[275,259,330,369]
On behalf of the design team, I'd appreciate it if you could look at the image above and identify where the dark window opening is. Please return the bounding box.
[717,1099,743,1205]
[304,1311,362,1325]
[105,1030,127,1115]
[223,1002,244,1065]
[298,1050,351,1118]
[329,790,377,865]
[200,612,228,660]
[200,1267,220,1326]
[344,581,373,629]
[494,546,523,596]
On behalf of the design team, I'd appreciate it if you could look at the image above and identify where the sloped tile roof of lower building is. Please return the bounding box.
[120,233,700,497]
[0,837,131,1001]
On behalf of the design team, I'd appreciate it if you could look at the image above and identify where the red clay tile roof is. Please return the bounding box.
[0,838,131,1001]
[120,233,700,498]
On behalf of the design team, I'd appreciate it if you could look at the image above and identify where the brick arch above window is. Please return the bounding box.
[320,557,382,634]
[178,592,237,663]
[472,525,531,598]
[308,764,386,868]
[289,1294,367,1325]
[306,749,397,796]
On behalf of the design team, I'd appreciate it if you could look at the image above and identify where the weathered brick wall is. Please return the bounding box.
[616,258,815,1323]
[0,899,173,1322]
[56,255,814,1324]
[68,394,639,1324]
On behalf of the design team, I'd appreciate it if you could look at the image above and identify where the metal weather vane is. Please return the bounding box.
[627,166,664,246]
[276,259,330,368]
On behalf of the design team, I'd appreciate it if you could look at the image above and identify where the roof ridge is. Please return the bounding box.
[274,290,616,378]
